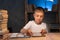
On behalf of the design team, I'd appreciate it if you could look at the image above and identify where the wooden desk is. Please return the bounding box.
[9,33,60,40]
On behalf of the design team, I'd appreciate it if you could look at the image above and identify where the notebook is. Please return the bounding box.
[10,33,30,38]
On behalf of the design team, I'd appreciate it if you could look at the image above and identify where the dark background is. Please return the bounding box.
[0,0,60,33]
[0,0,25,33]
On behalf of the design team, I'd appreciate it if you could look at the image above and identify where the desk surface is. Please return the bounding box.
[8,33,60,40]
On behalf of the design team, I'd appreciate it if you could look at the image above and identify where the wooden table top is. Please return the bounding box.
[8,33,60,40]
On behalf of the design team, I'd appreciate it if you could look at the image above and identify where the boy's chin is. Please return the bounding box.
[36,22,42,24]
[34,20,42,24]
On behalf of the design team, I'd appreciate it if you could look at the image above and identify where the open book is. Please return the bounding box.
[10,33,30,38]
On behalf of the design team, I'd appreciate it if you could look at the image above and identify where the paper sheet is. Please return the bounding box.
[10,33,18,37]
[32,32,42,36]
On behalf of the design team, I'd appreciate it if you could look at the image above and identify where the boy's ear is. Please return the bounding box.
[33,14,35,17]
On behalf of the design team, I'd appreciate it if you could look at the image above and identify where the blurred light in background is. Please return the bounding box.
[28,0,57,11]
[47,0,54,2]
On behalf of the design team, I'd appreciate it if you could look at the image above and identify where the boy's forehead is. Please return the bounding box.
[34,11,44,15]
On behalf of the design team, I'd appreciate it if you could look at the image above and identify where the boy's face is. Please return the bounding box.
[33,11,44,24]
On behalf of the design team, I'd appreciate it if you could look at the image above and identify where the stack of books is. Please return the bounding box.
[0,10,9,39]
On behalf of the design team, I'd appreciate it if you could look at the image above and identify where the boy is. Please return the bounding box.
[20,7,47,36]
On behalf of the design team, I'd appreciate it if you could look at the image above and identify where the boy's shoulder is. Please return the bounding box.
[41,22,47,25]
[28,20,34,23]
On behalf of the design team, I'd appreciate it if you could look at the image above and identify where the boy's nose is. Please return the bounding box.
[38,16,41,19]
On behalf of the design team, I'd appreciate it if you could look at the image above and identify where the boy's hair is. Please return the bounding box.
[34,7,45,13]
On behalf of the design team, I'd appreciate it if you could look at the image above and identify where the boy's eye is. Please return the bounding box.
[40,16,43,17]
[36,15,43,18]
[36,15,39,17]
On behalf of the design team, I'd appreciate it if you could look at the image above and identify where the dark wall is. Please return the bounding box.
[0,0,25,32]
[43,12,56,24]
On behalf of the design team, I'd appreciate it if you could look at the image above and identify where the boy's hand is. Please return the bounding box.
[27,29,33,36]
[20,29,33,36]
[40,29,47,35]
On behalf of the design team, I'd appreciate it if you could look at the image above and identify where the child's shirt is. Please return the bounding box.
[23,20,47,33]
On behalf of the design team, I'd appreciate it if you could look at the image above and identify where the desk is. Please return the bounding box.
[9,33,60,40]
[0,33,60,40]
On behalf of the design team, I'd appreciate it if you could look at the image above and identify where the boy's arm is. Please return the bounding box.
[27,29,33,36]
[41,29,47,34]
[20,28,27,34]
[41,23,48,34]
[20,21,31,34]
[20,28,33,36]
